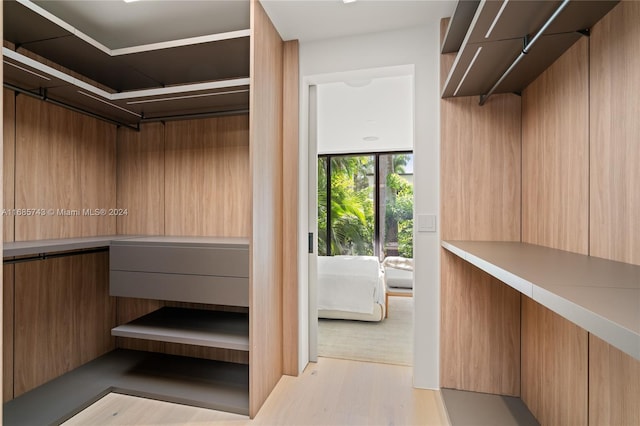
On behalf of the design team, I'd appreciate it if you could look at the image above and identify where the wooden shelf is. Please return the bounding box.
[3,349,249,425]
[441,0,619,98]
[442,240,640,361]
[112,308,249,351]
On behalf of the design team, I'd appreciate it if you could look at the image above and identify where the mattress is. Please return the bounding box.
[317,255,385,319]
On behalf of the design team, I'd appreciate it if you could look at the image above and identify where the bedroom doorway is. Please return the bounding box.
[310,71,415,367]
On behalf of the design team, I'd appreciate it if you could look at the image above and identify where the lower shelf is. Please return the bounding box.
[441,388,539,426]
[112,307,249,351]
[3,349,250,425]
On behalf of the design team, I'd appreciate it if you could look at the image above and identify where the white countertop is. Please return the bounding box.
[442,240,640,361]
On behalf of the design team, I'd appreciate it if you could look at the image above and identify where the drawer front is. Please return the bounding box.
[110,245,248,277]
[110,271,249,307]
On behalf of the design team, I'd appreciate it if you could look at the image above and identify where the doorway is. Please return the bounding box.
[308,69,415,366]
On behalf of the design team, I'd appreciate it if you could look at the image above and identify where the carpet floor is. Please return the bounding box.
[318,296,413,366]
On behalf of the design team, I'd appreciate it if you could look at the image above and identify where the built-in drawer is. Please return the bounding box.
[110,271,249,306]
[109,237,250,306]
[110,244,248,277]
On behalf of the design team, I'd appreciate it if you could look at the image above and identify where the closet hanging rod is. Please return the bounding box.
[3,83,141,131]
[139,108,250,123]
[3,247,109,264]
[478,0,570,106]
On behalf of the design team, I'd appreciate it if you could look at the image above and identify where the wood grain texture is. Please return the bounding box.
[4,88,15,242]
[439,18,522,396]
[116,339,249,365]
[282,39,299,377]
[589,334,640,425]
[14,253,116,396]
[589,1,640,265]
[116,297,165,326]
[3,265,14,402]
[164,115,250,237]
[521,297,588,425]
[249,0,284,417]
[14,96,116,240]
[522,38,589,255]
[440,251,520,395]
[440,92,521,240]
[116,123,165,235]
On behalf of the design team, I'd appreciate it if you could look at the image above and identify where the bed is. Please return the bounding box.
[317,255,386,322]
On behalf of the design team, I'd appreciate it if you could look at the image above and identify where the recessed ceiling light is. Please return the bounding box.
[343,0,358,4]
[363,136,379,142]
[123,0,140,3]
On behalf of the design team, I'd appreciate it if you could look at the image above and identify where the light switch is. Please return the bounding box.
[417,214,436,232]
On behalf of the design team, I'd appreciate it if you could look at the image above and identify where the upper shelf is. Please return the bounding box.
[2,0,251,127]
[441,0,620,99]
[442,240,640,362]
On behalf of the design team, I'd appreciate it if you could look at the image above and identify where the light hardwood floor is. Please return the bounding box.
[63,357,450,426]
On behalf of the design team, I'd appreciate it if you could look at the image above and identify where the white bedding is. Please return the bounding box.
[317,255,384,315]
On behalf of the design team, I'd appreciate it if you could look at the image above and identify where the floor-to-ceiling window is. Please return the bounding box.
[318,151,413,260]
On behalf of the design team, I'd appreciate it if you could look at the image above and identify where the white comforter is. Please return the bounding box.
[317,255,383,314]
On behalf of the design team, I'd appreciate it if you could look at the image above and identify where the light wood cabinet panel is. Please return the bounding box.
[521,297,588,425]
[4,89,15,242]
[165,116,250,237]
[440,18,522,396]
[116,123,165,235]
[14,96,116,240]
[589,334,640,425]
[249,0,284,416]
[3,265,14,402]
[75,252,117,365]
[14,253,115,396]
[589,1,640,265]
[216,115,251,238]
[282,39,299,377]
[14,256,73,396]
[440,92,521,241]
[522,38,589,255]
[440,251,520,395]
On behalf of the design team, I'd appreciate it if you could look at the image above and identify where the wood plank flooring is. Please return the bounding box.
[63,357,450,426]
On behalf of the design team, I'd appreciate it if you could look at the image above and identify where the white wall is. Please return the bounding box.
[317,75,413,154]
[298,23,442,389]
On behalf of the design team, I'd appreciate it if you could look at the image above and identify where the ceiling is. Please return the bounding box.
[262,0,455,42]
[30,0,456,46]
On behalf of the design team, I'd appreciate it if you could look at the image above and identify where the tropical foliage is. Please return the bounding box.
[318,156,374,255]
[319,153,414,259]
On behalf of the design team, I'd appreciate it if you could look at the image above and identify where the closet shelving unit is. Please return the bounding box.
[441,0,619,101]
[2,0,290,423]
[439,1,637,423]
[3,0,251,128]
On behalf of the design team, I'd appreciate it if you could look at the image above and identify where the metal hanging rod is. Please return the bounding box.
[139,108,250,123]
[3,82,140,131]
[3,247,109,264]
[479,0,571,106]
